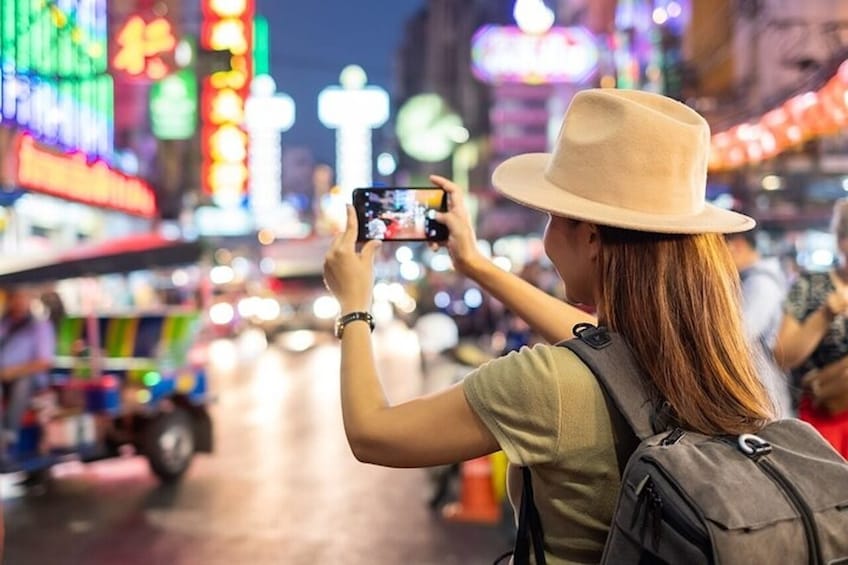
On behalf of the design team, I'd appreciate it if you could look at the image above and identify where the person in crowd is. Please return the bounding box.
[775,198,848,457]
[323,89,773,563]
[0,286,56,453]
[725,228,794,417]
[780,250,801,287]
[39,290,66,332]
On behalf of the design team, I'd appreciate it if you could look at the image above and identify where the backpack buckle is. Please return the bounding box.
[573,323,611,349]
[737,433,772,460]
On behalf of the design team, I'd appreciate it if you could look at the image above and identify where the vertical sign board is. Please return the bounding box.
[0,0,113,159]
[200,0,255,209]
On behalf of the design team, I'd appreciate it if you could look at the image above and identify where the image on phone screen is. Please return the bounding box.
[353,187,449,242]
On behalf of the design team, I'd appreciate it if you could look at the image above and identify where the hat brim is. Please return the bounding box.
[492,153,755,234]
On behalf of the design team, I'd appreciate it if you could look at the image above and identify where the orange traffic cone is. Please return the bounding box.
[442,455,502,524]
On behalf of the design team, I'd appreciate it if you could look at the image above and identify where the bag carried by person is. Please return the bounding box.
[510,324,848,565]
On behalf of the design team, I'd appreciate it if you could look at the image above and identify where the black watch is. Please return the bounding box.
[334,311,375,339]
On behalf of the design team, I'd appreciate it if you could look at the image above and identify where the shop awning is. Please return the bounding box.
[0,233,205,285]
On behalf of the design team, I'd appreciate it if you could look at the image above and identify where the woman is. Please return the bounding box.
[775,198,848,457]
[323,89,773,563]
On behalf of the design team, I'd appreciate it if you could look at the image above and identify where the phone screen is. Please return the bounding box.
[353,187,449,242]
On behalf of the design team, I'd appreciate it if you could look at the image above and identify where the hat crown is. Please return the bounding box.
[543,89,710,217]
[491,88,754,234]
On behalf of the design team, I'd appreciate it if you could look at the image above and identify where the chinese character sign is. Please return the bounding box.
[111,14,178,81]
[200,0,255,209]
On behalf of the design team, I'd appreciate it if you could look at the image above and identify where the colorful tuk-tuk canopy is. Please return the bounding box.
[0,234,205,285]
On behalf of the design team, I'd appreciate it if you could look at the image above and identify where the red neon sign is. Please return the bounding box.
[200,0,254,205]
[15,134,157,218]
[111,14,178,81]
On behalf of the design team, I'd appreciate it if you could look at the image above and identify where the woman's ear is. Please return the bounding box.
[585,223,601,261]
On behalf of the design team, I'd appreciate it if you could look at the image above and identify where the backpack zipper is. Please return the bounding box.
[755,458,823,565]
[634,468,712,557]
[721,436,824,565]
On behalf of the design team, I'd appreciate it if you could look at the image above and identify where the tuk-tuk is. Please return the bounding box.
[0,234,212,483]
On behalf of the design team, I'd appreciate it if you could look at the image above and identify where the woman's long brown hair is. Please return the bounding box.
[597,227,774,435]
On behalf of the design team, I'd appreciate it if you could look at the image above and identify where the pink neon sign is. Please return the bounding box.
[471,25,598,85]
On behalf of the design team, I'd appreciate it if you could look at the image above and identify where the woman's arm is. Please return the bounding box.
[774,306,836,370]
[324,206,499,467]
[340,321,499,467]
[802,354,848,406]
[430,175,596,344]
[0,358,52,381]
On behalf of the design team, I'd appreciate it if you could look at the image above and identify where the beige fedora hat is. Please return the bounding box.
[492,89,754,234]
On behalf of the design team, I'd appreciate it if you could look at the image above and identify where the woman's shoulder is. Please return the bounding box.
[479,343,600,392]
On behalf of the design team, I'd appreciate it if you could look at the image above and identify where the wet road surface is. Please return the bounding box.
[3,324,510,564]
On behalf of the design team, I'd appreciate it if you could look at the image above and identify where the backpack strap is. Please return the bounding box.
[558,324,659,441]
[511,466,547,565]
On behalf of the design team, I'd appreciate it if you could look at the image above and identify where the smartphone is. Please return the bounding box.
[352,187,449,242]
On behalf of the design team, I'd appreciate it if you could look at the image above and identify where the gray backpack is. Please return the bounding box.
[511,324,848,565]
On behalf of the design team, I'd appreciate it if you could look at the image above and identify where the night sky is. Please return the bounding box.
[255,1,425,166]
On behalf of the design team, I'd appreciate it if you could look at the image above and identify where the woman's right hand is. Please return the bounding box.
[824,288,848,320]
[430,175,488,276]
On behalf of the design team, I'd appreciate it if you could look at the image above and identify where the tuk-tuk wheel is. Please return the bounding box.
[143,408,195,482]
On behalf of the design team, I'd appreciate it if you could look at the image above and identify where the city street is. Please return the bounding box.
[2,323,509,565]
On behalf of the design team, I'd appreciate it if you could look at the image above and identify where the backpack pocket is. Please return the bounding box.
[644,425,848,565]
[602,456,713,565]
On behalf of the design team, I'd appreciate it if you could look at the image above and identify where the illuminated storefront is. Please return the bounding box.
[14,133,156,218]
[0,1,161,253]
[0,130,157,253]
[200,0,255,209]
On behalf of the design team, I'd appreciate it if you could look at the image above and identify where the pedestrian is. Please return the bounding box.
[774,197,848,457]
[0,285,56,455]
[323,89,773,563]
[725,228,794,417]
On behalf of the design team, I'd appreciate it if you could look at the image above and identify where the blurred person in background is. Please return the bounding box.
[780,249,801,287]
[775,198,848,457]
[324,89,773,563]
[0,286,56,455]
[39,290,66,332]
[725,228,793,418]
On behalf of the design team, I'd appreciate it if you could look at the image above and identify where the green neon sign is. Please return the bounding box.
[150,69,198,140]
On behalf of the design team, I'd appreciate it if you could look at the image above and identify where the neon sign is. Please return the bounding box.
[200,0,254,208]
[111,15,178,81]
[0,0,112,158]
[471,25,599,85]
[14,134,156,218]
[150,70,198,140]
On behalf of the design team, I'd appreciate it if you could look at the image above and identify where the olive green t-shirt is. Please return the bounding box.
[463,344,620,565]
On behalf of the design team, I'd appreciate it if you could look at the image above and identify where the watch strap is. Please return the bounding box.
[335,311,375,338]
